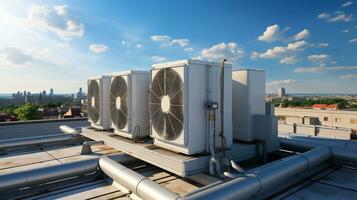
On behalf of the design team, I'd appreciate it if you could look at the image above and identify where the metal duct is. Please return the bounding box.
[280,137,357,163]
[186,147,331,200]
[59,125,82,134]
[99,156,181,200]
[0,153,133,192]
[280,134,357,151]
[0,134,81,150]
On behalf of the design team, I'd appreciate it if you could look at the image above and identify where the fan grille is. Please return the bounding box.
[150,68,184,140]
[110,76,128,129]
[88,80,100,123]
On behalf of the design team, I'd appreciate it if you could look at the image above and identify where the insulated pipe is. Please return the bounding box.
[0,153,133,192]
[0,134,81,150]
[99,156,181,200]
[280,138,357,163]
[186,147,331,200]
[280,134,357,151]
[59,125,81,134]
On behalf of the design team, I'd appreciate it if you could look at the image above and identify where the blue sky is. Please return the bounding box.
[0,0,356,94]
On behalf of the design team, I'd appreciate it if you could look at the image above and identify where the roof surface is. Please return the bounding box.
[0,119,356,200]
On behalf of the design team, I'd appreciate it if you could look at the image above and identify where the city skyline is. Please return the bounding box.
[0,0,356,94]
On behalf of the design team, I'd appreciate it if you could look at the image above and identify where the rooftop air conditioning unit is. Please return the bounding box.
[87,75,111,130]
[232,69,266,142]
[149,59,233,155]
[110,70,150,139]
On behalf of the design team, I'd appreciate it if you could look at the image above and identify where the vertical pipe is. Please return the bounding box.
[220,59,227,156]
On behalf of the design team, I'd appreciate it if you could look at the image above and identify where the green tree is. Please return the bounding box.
[14,104,40,121]
[0,105,18,116]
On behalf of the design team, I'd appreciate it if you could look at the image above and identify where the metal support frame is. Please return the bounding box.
[81,140,105,155]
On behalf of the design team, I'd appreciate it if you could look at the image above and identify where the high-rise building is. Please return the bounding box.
[77,87,83,99]
[42,90,46,96]
[50,88,54,95]
[277,87,286,97]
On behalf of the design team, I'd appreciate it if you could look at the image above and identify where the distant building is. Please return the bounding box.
[38,108,59,119]
[42,90,46,96]
[62,107,83,118]
[50,88,54,95]
[0,113,17,122]
[312,104,338,110]
[275,107,357,134]
[277,87,286,97]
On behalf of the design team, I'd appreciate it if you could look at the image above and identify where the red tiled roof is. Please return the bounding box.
[311,104,337,109]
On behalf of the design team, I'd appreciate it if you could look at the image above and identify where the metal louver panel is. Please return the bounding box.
[88,80,100,123]
[150,68,184,140]
[110,76,128,129]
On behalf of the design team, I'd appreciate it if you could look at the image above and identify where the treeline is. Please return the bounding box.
[272,98,354,108]
[0,102,63,121]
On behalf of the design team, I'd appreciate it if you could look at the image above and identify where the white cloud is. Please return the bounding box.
[27,4,85,39]
[329,11,354,22]
[259,40,308,59]
[150,35,192,49]
[267,79,297,86]
[258,24,309,43]
[199,42,245,63]
[0,47,33,66]
[121,41,143,48]
[121,40,131,48]
[89,44,109,53]
[319,11,354,22]
[318,13,330,19]
[350,38,357,42]
[294,29,310,40]
[151,56,167,62]
[316,42,329,47]
[341,1,354,7]
[307,54,330,66]
[250,51,260,60]
[295,65,357,73]
[340,74,357,79]
[258,24,287,42]
[171,39,189,47]
[280,56,298,64]
[341,29,350,33]
[150,35,171,43]
[184,47,194,52]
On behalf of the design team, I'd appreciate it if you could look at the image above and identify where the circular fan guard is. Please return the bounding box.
[110,76,128,129]
[88,80,100,123]
[150,68,184,140]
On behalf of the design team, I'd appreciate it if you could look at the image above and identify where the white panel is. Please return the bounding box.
[232,70,265,141]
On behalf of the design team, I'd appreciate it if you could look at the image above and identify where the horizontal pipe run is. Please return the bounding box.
[280,138,357,163]
[59,125,82,134]
[0,134,81,150]
[99,156,181,200]
[0,153,133,192]
[186,147,331,200]
[280,134,357,151]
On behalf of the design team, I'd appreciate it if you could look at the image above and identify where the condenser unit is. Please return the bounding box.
[232,69,266,142]
[110,70,150,139]
[149,59,233,155]
[87,75,111,130]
